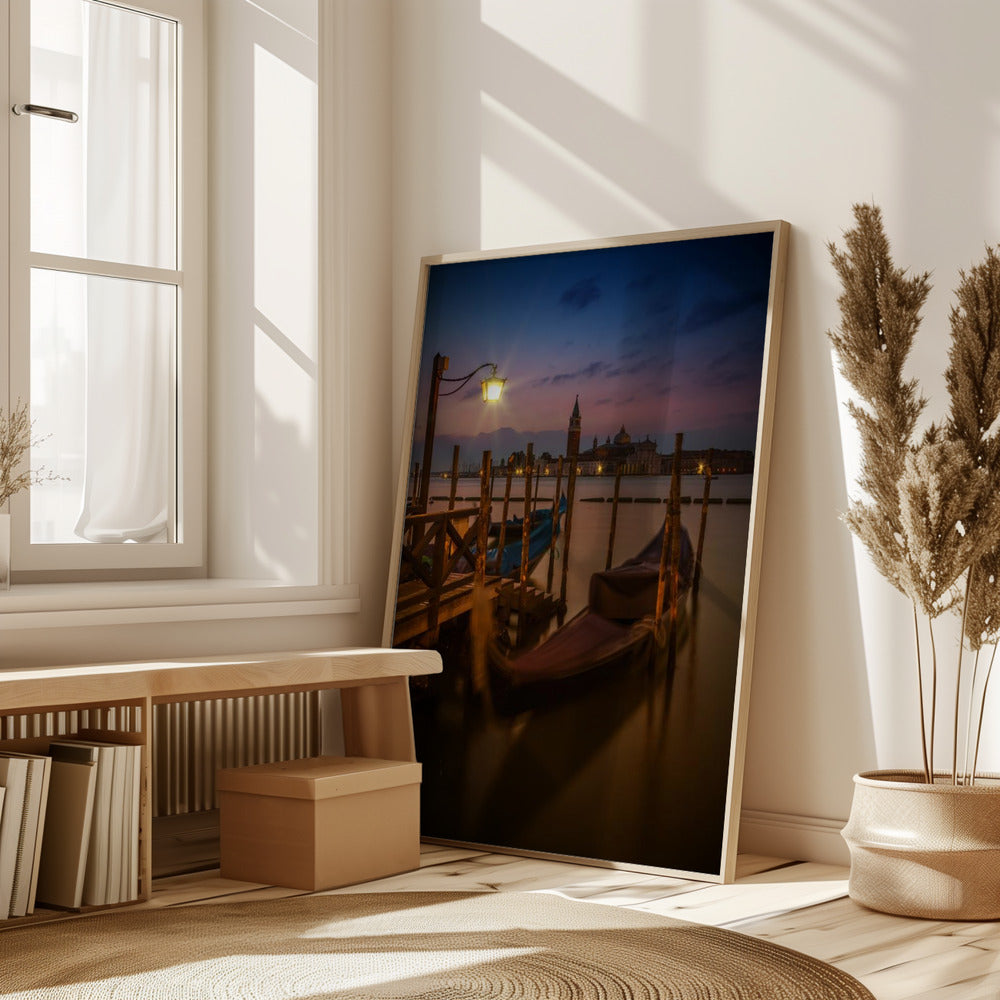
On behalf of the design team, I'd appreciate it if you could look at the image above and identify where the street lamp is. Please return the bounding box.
[417,353,506,513]
[481,365,506,402]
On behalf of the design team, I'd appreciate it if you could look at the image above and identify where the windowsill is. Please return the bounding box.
[0,579,361,629]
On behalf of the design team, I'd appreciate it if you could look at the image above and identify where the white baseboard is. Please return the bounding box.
[739,809,850,866]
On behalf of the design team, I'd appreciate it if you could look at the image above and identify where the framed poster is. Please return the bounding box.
[384,222,788,882]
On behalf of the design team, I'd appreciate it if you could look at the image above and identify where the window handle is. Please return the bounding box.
[11,103,79,123]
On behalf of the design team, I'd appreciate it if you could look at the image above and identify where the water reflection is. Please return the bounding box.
[412,474,752,875]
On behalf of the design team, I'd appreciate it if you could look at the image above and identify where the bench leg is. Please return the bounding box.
[341,676,416,762]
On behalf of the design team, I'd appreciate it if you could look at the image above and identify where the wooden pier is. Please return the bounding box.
[392,502,501,646]
[395,441,726,651]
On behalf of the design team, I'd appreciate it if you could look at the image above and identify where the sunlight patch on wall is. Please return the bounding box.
[703,1,900,203]
[480,93,666,247]
[481,0,645,121]
[254,43,318,360]
[249,39,318,585]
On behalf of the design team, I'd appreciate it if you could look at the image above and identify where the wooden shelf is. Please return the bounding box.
[0,647,442,928]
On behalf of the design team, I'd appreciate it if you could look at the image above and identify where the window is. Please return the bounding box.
[5,0,205,576]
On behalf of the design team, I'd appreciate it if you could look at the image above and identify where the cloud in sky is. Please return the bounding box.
[606,354,670,379]
[680,289,768,334]
[559,276,601,311]
[549,360,610,385]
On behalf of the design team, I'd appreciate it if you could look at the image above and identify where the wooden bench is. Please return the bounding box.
[0,646,441,925]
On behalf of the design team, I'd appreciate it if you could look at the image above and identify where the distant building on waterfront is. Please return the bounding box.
[567,396,662,476]
[661,449,755,476]
[572,403,661,476]
[577,432,658,475]
[571,401,754,477]
[488,400,755,479]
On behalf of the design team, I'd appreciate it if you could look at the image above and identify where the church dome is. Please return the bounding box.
[613,425,631,446]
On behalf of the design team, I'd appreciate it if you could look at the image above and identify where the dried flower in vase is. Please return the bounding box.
[0,399,64,508]
[829,204,1000,786]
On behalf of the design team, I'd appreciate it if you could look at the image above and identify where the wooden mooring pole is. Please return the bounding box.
[517,443,535,644]
[655,433,684,630]
[427,504,448,646]
[605,465,624,571]
[496,466,513,575]
[692,448,714,601]
[476,450,492,587]
[448,445,461,509]
[472,450,493,699]
[546,456,564,595]
[558,448,579,627]
[668,434,683,660]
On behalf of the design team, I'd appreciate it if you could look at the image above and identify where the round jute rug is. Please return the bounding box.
[0,891,874,999]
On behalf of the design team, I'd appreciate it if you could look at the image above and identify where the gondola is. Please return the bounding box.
[485,495,567,576]
[488,521,694,694]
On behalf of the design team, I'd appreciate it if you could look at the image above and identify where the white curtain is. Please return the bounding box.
[74,2,175,543]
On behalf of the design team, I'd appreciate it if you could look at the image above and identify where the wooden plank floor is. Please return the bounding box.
[143,842,1000,999]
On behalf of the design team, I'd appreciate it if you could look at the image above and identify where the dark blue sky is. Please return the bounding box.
[411,230,776,470]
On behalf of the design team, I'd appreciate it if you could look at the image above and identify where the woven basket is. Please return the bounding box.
[842,769,1000,920]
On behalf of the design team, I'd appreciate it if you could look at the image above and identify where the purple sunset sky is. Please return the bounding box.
[410,230,776,471]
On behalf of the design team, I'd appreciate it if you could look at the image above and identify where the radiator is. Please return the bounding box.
[0,694,320,818]
[152,693,321,816]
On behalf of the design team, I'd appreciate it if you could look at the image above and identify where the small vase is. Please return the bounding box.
[0,513,9,591]
[842,769,1000,919]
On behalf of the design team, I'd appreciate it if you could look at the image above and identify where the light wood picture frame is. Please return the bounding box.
[384,222,789,882]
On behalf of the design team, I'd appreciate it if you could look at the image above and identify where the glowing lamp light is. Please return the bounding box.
[481,366,506,402]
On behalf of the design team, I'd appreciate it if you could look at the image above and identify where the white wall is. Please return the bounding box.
[391,0,1000,863]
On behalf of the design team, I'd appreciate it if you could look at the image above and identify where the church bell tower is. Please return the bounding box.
[567,396,581,459]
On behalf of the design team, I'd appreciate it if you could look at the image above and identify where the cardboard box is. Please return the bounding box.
[217,756,421,891]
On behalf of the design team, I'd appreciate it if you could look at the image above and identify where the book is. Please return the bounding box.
[49,741,111,906]
[34,755,97,910]
[51,740,136,906]
[122,745,142,902]
[105,745,126,906]
[26,756,51,915]
[0,755,30,918]
[1,753,53,917]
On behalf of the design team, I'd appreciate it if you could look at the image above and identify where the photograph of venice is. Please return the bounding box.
[390,226,783,876]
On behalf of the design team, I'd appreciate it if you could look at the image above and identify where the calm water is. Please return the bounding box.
[411,474,754,875]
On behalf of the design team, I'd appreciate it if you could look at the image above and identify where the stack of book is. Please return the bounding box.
[0,751,53,918]
[25,740,142,913]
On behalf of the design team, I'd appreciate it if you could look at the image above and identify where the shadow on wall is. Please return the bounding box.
[479,6,744,238]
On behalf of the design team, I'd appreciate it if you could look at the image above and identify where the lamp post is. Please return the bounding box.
[417,352,505,513]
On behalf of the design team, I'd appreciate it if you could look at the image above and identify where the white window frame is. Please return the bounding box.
[0,2,362,633]
[4,0,206,576]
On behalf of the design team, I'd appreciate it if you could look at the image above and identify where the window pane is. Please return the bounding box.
[30,269,176,544]
[29,0,177,269]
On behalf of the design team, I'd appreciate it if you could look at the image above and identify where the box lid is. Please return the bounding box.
[217,756,421,800]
